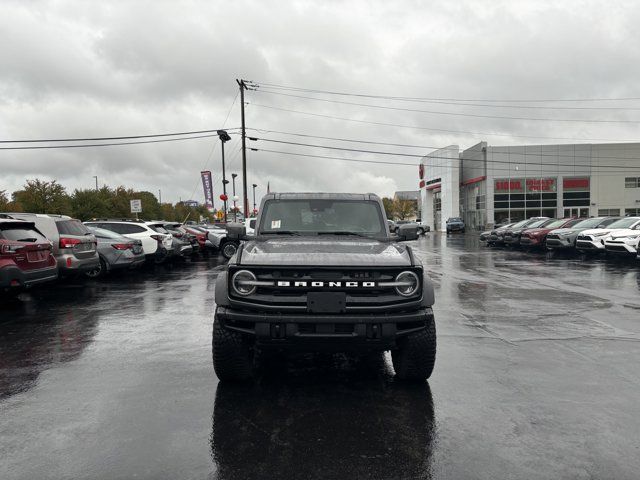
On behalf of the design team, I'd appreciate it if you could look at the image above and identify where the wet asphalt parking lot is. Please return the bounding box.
[1,234,640,480]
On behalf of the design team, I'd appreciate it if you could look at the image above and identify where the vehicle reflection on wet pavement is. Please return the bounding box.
[1,235,640,479]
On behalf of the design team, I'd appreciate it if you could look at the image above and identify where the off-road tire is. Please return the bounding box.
[392,317,436,381]
[212,320,254,381]
[221,241,239,259]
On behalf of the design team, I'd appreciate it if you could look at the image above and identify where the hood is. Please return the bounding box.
[239,237,412,267]
[608,228,640,239]
[580,228,617,236]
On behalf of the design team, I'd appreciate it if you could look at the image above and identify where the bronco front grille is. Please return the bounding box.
[228,266,422,311]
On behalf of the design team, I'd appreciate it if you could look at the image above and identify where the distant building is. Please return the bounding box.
[183,200,199,208]
[418,141,640,232]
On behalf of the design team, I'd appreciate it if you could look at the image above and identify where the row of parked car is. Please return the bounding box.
[0,213,252,295]
[480,215,640,259]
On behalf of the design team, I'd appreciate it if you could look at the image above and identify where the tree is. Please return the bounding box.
[0,190,9,210]
[382,197,394,219]
[392,198,417,220]
[12,179,71,214]
[70,187,114,220]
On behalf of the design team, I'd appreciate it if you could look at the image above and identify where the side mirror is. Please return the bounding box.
[396,224,419,241]
[226,222,246,239]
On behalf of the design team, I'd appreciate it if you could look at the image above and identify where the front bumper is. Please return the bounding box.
[545,235,575,249]
[575,236,606,251]
[604,240,638,255]
[215,306,434,351]
[520,236,542,247]
[0,265,58,289]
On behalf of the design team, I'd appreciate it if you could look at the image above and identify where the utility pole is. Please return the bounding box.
[236,79,249,218]
[252,183,257,216]
[232,173,238,222]
[217,130,232,223]
[93,176,98,190]
[159,189,162,204]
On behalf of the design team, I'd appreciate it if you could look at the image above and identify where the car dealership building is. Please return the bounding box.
[419,141,640,231]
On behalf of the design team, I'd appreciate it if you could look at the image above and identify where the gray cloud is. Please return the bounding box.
[2,0,640,206]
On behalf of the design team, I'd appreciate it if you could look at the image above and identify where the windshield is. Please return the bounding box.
[509,220,529,229]
[448,218,462,222]
[56,219,90,236]
[606,217,640,229]
[259,199,386,235]
[527,219,552,228]
[571,217,605,229]
[543,219,566,229]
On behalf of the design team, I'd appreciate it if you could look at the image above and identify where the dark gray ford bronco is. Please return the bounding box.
[213,193,436,381]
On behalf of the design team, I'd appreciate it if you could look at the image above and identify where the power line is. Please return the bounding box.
[253,81,640,104]
[0,128,240,144]
[0,133,230,150]
[252,147,640,174]
[252,89,640,124]
[255,86,640,111]
[248,103,636,143]
[250,130,640,163]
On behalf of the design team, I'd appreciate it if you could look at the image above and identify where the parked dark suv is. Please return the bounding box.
[0,218,58,292]
[445,217,465,233]
[213,193,436,382]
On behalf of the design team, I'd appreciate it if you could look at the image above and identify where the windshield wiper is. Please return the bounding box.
[261,231,302,236]
[317,231,375,239]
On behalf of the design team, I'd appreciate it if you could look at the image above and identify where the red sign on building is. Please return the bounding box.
[526,178,556,192]
[563,177,590,191]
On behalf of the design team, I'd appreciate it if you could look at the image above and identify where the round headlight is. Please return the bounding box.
[395,271,420,297]
[232,269,257,296]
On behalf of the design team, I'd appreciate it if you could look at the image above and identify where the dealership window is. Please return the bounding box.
[598,208,620,216]
[625,177,640,188]
[625,208,640,216]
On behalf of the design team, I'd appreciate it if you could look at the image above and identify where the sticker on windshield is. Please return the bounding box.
[271,220,281,229]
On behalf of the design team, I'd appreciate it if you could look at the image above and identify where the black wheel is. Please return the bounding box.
[417,228,424,235]
[221,241,239,259]
[392,317,436,381]
[212,320,254,381]
[85,256,107,278]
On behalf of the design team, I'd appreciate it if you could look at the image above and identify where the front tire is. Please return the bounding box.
[392,317,436,381]
[417,227,424,235]
[212,320,254,381]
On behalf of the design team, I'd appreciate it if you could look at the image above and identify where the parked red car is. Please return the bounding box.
[520,218,584,248]
[0,218,58,292]
[183,226,208,252]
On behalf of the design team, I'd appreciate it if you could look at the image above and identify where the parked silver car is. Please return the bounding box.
[5,213,99,276]
[85,227,145,277]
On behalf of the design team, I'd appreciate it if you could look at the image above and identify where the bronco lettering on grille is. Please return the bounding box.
[276,280,378,288]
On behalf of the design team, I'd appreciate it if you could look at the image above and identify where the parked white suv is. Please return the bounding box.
[602,217,640,255]
[84,219,173,262]
[577,217,640,253]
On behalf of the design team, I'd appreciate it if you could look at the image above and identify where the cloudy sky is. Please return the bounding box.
[2,0,640,207]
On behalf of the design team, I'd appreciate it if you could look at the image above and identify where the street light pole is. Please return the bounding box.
[159,189,162,204]
[252,183,257,216]
[93,176,98,190]
[232,173,238,222]
[217,130,231,223]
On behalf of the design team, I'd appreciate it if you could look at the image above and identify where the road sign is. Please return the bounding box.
[130,199,142,213]
[216,210,224,220]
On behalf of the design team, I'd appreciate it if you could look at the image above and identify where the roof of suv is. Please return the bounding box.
[263,193,380,201]
[2,212,73,221]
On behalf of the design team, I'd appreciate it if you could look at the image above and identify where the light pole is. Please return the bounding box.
[252,183,257,216]
[158,189,162,204]
[232,173,238,222]
[93,176,98,190]
[217,130,231,223]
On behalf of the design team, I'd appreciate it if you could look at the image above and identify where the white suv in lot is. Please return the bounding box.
[602,217,640,256]
[84,219,174,262]
[577,217,640,253]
